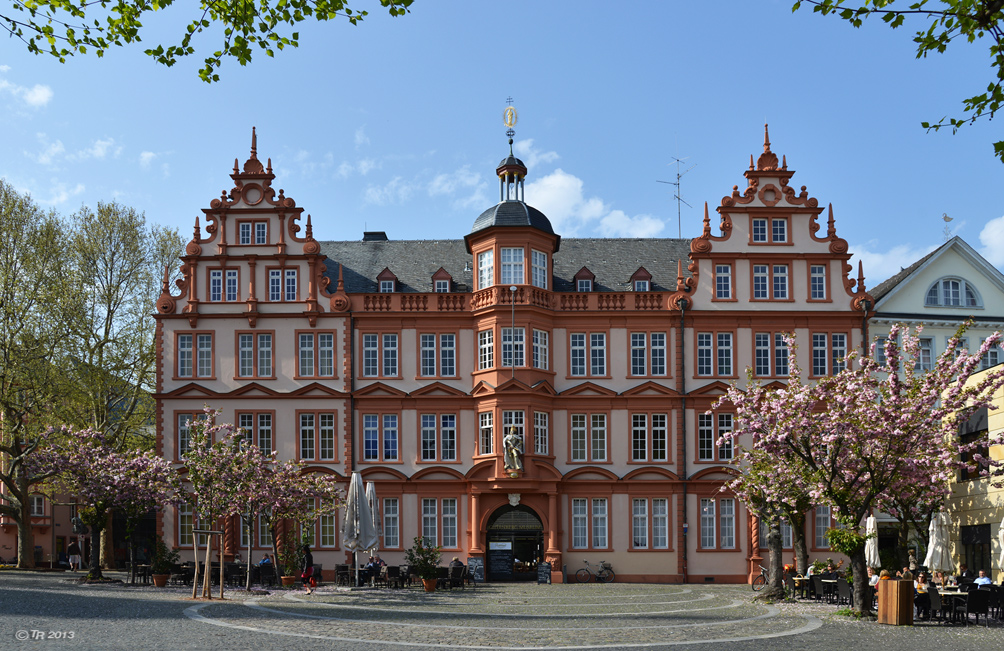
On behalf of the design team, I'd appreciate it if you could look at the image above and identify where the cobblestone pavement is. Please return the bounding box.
[1,570,1001,650]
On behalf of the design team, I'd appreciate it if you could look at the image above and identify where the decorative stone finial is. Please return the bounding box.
[827,203,837,238]
[763,123,771,152]
[702,202,712,237]
[857,260,866,293]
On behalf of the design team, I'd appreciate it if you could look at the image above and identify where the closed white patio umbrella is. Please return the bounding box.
[923,510,954,573]
[997,514,1004,570]
[342,472,379,586]
[865,516,880,568]
[365,481,382,555]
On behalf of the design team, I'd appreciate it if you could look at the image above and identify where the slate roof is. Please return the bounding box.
[318,237,693,294]
[869,244,943,303]
[470,201,555,235]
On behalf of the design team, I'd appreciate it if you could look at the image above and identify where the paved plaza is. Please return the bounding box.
[0,570,1000,650]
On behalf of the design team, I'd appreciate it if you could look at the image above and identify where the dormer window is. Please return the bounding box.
[630,267,653,292]
[578,279,592,292]
[435,280,450,293]
[380,280,395,293]
[925,277,981,307]
[634,280,649,291]
[377,268,398,293]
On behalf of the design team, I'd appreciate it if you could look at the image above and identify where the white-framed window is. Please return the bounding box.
[237,412,273,453]
[435,279,450,293]
[267,268,297,301]
[238,332,273,378]
[258,512,273,548]
[698,412,733,462]
[751,218,767,242]
[420,413,457,462]
[759,518,794,549]
[772,264,788,299]
[577,278,592,292]
[652,498,669,549]
[255,222,267,244]
[717,333,732,376]
[698,331,732,377]
[981,339,1001,370]
[633,497,669,550]
[771,218,787,243]
[478,250,494,290]
[775,333,790,376]
[361,333,398,377]
[383,498,399,548]
[632,498,648,548]
[715,265,732,299]
[285,268,297,301]
[178,503,194,547]
[697,333,712,376]
[572,498,588,549]
[534,411,549,455]
[815,505,831,549]
[502,410,524,454]
[501,327,525,368]
[269,269,281,301]
[720,498,735,548]
[532,329,549,370]
[501,247,523,285]
[570,413,607,462]
[812,333,828,376]
[570,333,606,376]
[380,279,395,293]
[437,333,456,376]
[592,498,608,548]
[319,510,336,548]
[422,498,437,547]
[362,414,398,462]
[442,498,458,548]
[531,250,548,289]
[177,413,195,457]
[634,279,650,291]
[755,333,771,377]
[753,264,768,299]
[30,495,45,517]
[917,337,934,371]
[299,412,336,461]
[240,222,252,244]
[240,221,268,245]
[832,333,847,373]
[479,412,493,455]
[631,413,668,462]
[925,277,981,307]
[810,264,827,300]
[718,413,733,460]
[700,498,716,548]
[210,269,239,302]
[298,332,334,378]
[478,329,494,370]
[178,333,213,378]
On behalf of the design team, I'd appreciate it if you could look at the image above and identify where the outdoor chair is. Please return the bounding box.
[927,587,946,623]
[436,566,449,590]
[385,565,402,589]
[955,588,991,626]
[335,564,350,587]
[258,564,276,587]
[398,564,411,587]
[312,564,323,587]
[810,575,824,602]
[836,578,852,607]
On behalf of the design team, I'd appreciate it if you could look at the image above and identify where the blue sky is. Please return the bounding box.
[1,1,1002,285]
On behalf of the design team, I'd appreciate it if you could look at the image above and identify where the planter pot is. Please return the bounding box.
[422,578,437,592]
[151,574,170,588]
[281,576,297,587]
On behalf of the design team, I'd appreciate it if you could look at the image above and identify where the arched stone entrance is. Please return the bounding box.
[485,505,544,582]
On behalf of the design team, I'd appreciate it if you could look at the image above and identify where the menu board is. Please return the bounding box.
[488,549,513,579]
[467,557,485,583]
[537,561,552,584]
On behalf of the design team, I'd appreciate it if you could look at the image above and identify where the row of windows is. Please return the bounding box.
[174,409,718,465]
[714,263,827,301]
[177,331,335,379]
[207,267,298,302]
[756,507,840,550]
[698,331,848,378]
[875,335,1001,371]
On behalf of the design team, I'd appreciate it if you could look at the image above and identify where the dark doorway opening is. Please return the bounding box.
[486,505,543,582]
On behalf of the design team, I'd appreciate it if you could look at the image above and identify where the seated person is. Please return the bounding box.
[959,563,975,581]
[259,553,272,565]
[974,569,992,586]
[867,567,880,587]
[820,563,839,580]
[878,569,892,581]
[914,572,930,618]
[932,570,945,588]
[449,556,465,569]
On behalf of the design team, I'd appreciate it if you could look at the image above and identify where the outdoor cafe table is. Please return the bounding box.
[939,589,968,623]
[821,579,837,603]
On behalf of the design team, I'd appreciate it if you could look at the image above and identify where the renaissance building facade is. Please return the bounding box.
[154,127,872,583]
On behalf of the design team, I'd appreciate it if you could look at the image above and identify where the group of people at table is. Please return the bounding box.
[866,563,994,620]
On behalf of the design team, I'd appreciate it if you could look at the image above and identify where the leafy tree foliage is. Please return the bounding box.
[1,0,413,82]
[793,1,1004,162]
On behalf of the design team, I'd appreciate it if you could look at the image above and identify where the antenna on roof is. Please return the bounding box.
[657,154,695,238]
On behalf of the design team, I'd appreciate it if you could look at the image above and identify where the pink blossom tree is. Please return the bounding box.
[43,427,180,580]
[719,325,1004,615]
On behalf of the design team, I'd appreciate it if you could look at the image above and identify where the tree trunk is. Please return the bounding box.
[100,510,115,569]
[86,524,104,580]
[16,497,34,569]
[896,519,910,573]
[754,516,786,601]
[790,512,809,575]
[850,547,872,616]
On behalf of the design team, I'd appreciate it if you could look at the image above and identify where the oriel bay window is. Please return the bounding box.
[479,412,493,455]
[363,414,399,462]
[531,250,548,289]
[631,413,669,462]
[237,332,274,378]
[420,413,457,462]
[420,333,456,377]
[571,497,609,549]
[477,249,494,289]
[501,247,524,285]
[298,412,336,462]
[632,497,669,549]
[502,410,524,451]
[478,330,494,370]
[532,329,549,370]
[298,331,335,378]
[533,411,549,455]
[570,413,607,462]
[501,327,525,368]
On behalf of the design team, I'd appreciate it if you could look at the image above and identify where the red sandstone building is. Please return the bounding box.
[153,127,871,583]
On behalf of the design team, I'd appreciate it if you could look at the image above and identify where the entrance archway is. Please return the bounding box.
[485,505,543,582]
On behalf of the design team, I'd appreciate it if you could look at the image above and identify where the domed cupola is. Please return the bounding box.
[466,101,559,251]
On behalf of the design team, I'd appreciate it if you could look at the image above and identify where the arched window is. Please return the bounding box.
[925,277,981,308]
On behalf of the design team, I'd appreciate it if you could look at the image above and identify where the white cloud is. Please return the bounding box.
[139,151,157,168]
[336,158,379,178]
[428,165,480,196]
[513,139,558,170]
[36,180,85,206]
[525,169,606,236]
[67,137,121,162]
[0,65,10,73]
[849,240,938,287]
[598,210,665,238]
[978,215,1004,267]
[0,78,53,107]
[364,176,418,206]
[25,133,65,166]
[355,127,370,149]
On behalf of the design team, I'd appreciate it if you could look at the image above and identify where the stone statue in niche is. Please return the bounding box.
[503,426,524,473]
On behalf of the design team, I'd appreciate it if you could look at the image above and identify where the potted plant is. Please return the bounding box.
[276,531,304,587]
[150,536,180,588]
[404,536,442,592]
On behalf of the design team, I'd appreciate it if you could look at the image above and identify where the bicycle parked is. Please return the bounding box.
[576,559,615,583]
[752,564,768,591]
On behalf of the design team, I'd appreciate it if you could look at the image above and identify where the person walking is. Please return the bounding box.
[67,541,81,572]
[301,544,314,595]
